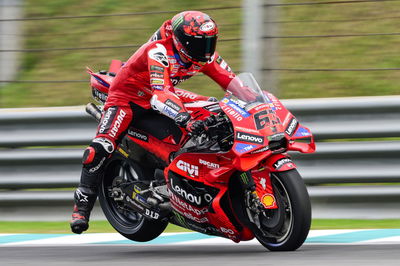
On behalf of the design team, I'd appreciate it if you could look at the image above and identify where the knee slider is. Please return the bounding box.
[82,147,96,165]
[82,137,114,170]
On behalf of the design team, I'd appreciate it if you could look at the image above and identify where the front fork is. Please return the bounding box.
[239,154,296,229]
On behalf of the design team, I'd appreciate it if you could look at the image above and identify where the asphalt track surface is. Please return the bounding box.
[1,243,400,266]
[2,229,400,266]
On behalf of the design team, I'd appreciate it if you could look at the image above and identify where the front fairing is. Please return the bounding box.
[221,73,315,171]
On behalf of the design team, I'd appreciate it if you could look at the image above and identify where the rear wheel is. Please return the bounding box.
[253,169,311,251]
[98,157,168,242]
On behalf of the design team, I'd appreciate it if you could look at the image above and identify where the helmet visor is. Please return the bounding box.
[181,34,217,62]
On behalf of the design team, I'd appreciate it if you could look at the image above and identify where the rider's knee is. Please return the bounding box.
[82,137,115,173]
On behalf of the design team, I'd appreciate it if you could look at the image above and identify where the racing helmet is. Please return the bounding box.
[171,11,218,63]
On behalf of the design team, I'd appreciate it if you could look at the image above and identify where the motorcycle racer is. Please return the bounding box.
[70,10,236,234]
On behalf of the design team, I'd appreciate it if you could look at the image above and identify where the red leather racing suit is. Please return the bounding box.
[97,20,235,148]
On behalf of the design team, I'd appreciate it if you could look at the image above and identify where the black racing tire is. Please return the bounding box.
[98,157,168,242]
[254,169,311,251]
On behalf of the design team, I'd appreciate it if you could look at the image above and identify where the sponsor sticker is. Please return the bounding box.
[176,160,199,177]
[273,158,293,170]
[150,72,164,78]
[128,129,149,142]
[221,98,250,117]
[162,106,179,118]
[169,175,214,208]
[199,159,220,169]
[92,88,107,103]
[234,126,259,134]
[227,102,249,117]
[99,107,116,134]
[235,143,256,153]
[109,109,127,138]
[220,227,235,235]
[260,178,267,190]
[169,192,209,216]
[236,131,265,145]
[203,103,221,113]
[221,105,243,121]
[285,117,298,136]
[200,21,215,32]
[220,60,227,69]
[216,56,223,64]
[152,85,164,91]
[171,76,191,86]
[261,194,276,208]
[150,65,164,72]
[252,104,270,111]
[165,99,182,112]
[294,126,311,137]
[145,209,160,219]
[229,97,246,108]
[150,78,164,85]
[266,93,282,110]
[175,90,197,100]
[250,146,269,154]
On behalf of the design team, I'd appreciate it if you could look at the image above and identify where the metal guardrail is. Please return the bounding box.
[0,95,400,220]
[1,96,400,147]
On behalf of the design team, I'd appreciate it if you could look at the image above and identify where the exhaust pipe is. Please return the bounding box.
[85,103,102,122]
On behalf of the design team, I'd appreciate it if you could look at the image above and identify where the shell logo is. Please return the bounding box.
[261,194,276,208]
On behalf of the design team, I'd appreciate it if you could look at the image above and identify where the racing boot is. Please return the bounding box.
[71,139,113,234]
[70,186,97,234]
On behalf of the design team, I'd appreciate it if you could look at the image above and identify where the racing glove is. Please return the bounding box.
[174,112,205,136]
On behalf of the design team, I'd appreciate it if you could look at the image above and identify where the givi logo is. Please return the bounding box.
[176,160,199,177]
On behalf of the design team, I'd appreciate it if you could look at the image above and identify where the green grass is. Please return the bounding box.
[1,0,400,108]
[311,219,400,230]
[0,219,398,234]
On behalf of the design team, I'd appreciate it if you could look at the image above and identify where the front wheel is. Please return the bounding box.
[98,157,168,242]
[253,169,311,251]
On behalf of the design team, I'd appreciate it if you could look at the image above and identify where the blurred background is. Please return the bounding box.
[1,0,400,108]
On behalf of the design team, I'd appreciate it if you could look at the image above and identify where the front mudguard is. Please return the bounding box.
[264,153,297,172]
[250,154,296,210]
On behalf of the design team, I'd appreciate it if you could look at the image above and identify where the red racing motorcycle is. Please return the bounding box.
[86,65,315,251]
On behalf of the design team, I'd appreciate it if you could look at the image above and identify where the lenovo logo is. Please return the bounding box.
[236,131,264,145]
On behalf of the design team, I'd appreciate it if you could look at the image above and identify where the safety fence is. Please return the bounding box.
[0,95,399,220]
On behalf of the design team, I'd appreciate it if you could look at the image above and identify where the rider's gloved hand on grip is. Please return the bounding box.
[186,120,205,136]
[174,112,205,136]
[174,112,191,128]
[204,115,218,127]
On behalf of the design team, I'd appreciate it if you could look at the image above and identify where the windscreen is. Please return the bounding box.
[224,73,269,110]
